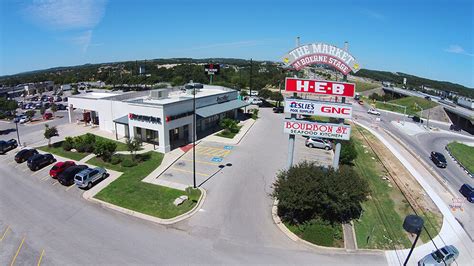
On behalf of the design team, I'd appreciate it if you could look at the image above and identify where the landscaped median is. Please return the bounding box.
[374,96,438,116]
[446,142,474,176]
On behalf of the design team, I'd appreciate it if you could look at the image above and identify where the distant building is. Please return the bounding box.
[457,97,474,110]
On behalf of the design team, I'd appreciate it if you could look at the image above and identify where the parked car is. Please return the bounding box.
[74,167,107,189]
[0,139,18,154]
[57,103,66,110]
[417,245,459,266]
[430,151,447,168]
[273,106,284,113]
[63,97,68,102]
[43,112,53,120]
[15,148,39,163]
[19,116,29,124]
[358,100,364,105]
[49,161,76,179]
[247,97,263,106]
[57,165,89,186]
[35,103,43,109]
[459,184,474,203]
[449,124,461,131]
[367,108,381,116]
[55,96,62,102]
[27,153,56,171]
[305,137,332,150]
[412,116,423,123]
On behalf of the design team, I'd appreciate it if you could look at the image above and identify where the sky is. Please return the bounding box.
[0,0,473,88]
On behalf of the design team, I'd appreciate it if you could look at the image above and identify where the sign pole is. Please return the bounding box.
[287,92,297,169]
[210,73,213,85]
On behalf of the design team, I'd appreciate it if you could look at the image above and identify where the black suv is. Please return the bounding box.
[412,116,423,123]
[58,165,89,186]
[449,124,461,131]
[430,151,447,168]
[27,154,56,171]
[15,149,38,163]
[0,139,18,154]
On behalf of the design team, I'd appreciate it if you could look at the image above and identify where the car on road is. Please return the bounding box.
[430,151,447,168]
[19,115,29,124]
[74,167,107,189]
[367,108,381,116]
[0,139,18,154]
[247,97,263,106]
[412,116,423,123]
[305,137,332,150]
[449,124,461,131]
[459,184,474,203]
[424,96,431,101]
[15,148,38,163]
[27,153,56,171]
[58,165,89,186]
[273,106,284,113]
[417,245,459,266]
[49,161,76,178]
[43,112,53,120]
[358,100,364,105]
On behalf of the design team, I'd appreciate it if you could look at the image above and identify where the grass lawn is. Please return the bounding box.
[447,142,474,173]
[352,126,441,249]
[375,96,438,116]
[285,219,343,248]
[92,151,201,219]
[93,134,129,151]
[38,141,89,161]
[354,81,380,92]
[216,126,242,139]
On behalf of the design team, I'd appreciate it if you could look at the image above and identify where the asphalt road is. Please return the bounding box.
[352,100,474,239]
[0,107,386,265]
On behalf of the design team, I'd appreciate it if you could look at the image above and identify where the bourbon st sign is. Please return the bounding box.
[282,43,361,75]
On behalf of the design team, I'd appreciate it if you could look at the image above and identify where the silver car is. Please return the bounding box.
[74,167,107,189]
[305,137,332,150]
[418,245,459,266]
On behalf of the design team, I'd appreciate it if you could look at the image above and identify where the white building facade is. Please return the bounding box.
[67,84,248,153]
[457,97,474,110]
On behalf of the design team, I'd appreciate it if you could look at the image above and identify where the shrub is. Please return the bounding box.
[110,156,122,165]
[251,109,259,119]
[94,139,117,162]
[220,118,239,134]
[121,158,137,167]
[272,162,368,224]
[340,139,357,165]
[62,138,73,151]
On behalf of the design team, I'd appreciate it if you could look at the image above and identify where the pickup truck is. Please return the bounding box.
[0,139,18,154]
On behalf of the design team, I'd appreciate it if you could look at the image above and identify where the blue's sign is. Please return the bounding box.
[224,146,233,150]
[211,157,223,162]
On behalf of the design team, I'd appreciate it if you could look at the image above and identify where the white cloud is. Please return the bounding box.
[445,44,473,56]
[69,30,92,52]
[25,0,107,30]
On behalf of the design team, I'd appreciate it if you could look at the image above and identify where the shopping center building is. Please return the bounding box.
[67,84,249,153]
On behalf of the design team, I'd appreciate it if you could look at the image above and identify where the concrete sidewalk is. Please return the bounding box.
[201,118,256,145]
[354,121,473,266]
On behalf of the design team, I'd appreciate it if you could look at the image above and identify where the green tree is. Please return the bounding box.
[340,139,357,165]
[44,124,58,147]
[25,110,36,119]
[219,118,239,134]
[94,139,117,162]
[71,88,80,95]
[258,88,272,99]
[50,103,58,117]
[40,106,46,116]
[270,92,284,107]
[240,90,248,97]
[272,162,368,224]
[126,138,142,161]
[0,98,18,112]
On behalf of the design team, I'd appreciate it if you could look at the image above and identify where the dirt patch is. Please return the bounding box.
[424,105,451,123]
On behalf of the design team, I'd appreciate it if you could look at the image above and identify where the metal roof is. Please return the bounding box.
[113,115,129,125]
[196,100,249,118]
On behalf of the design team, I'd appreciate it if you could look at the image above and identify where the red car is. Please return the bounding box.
[49,161,76,178]
[43,112,53,120]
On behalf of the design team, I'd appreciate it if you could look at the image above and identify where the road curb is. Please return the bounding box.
[271,199,383,255]
[445,145,473,178]
[83,186,206,225]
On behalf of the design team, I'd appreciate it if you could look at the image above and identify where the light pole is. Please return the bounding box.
[15,121,21,146]
[192,84,197,189]
[403,215,424,266]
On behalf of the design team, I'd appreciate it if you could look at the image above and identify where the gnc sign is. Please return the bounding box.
[285,77,355,97]
[284,99,352,119]
[283,120,351,140]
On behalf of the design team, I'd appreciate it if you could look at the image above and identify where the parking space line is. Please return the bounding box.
[7,161,16,165]
[40,176,49,181]
[65,184,75,191]
[32,169,47,176]
[10,235,25,266]
[169,167,209,177]
[51,181,59,186]
[1,225,10,241]
[37,249,45,266]
[180,158,221,166]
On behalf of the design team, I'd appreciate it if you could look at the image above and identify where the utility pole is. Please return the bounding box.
[15,122,20,146]
[192,84,197,188]
[249,58,253,96]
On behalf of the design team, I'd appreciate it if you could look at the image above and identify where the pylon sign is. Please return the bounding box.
[284,99,353,119]
[285,77,355,97]
[284,120,351,140]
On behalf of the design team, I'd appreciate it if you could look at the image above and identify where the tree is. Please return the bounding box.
[339,139,357,165]
[258,88,272,99]
[94,139,117,162]
[125,138,142,161]
[219,118,239,134]
[25,110,36,119]
[50,103,58,116]
[240,90,248,97]
[40,106,46,115]
[44,124,58,147]
[0,98,18,112]
[272,162,368,224]
[270,92,284,107]
[71,88,80,95]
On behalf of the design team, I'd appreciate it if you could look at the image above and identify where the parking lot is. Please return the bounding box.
[159,141,235,187]
[294,136,334,167]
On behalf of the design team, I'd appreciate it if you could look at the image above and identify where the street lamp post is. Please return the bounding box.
[403,215,424,266]
[15,122,21,146]
[193,84,197,189]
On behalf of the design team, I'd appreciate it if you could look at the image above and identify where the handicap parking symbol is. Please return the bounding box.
[224,145,233,150]
[211,157,223,162]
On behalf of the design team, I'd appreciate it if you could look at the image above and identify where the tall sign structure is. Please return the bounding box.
[282,41,360,170]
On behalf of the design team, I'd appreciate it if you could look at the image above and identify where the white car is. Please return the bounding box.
[367,108,381,116]
[247,97,263,105]
[19,116,30,124]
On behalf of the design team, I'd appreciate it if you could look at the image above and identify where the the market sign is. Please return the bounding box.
[284,99,353,119]
[284,120,351,140]
[285,77,356,97]
[282,43,360,75]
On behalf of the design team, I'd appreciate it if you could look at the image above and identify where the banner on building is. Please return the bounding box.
[285,77,355,97]
[284,99,353,119]
[283,120,351,140]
